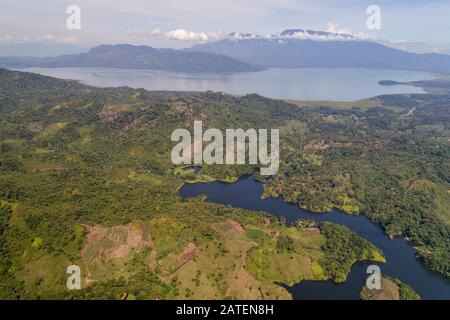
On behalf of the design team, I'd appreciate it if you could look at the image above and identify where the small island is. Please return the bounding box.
[378,80,403,86]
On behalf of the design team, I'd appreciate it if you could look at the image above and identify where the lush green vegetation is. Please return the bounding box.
[379,77,450,95]
[264,93,450,277]
[0,68,448,299]
[319,222,385,282]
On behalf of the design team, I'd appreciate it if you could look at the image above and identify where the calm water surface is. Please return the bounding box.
[179,176,450,300]
[23,67,435,101]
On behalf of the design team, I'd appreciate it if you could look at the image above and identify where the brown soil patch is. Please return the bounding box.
[406,179,429,191]
[180,242,197,264]
[213,220,245,239]
[81,88,94,94]
[304,139,331,151]
[81,222,152,264]
[365,140,383,149]
[99,104,130,121]
[271,230,280,241]
[229,220,245,233]
[306,227,320,233]
[28,122,43,132]
[147,250,158,270]
[364,278,400,300]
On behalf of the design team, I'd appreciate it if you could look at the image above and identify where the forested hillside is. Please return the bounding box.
[0,68,448,299]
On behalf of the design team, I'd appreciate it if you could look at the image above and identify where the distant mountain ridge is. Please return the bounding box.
[0,44,262,73]
[191,29,450,75]
[2,29,450,75]
[279,28,353,39]
[228,29,354,40]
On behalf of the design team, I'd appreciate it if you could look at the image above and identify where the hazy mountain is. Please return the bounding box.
[0,44,262,73]
[279,28,354,39]
[4,30,450,75]
[191,29,450,75]
[0,43,89,57]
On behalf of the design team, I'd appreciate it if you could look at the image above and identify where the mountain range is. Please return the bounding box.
[191,29,450,75]
[0,44,262,73]
[2,29,450,74]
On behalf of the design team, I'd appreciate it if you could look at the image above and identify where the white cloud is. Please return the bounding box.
[264,22,375,42]
[165,29,224,42]
[325,22,351,36]
[1,0,450,48]
[227,24,376,43]
[125,24,376,44]
[126,27,224,42]
[228,32,266,40]
[325,22,374,41]
[165,29,207,41]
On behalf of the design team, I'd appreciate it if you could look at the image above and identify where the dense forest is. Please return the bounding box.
[0,68,448,299]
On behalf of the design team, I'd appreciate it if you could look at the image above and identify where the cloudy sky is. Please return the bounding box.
[1,0,450,52]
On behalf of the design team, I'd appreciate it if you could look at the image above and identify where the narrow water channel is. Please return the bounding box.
[179,176,450,300]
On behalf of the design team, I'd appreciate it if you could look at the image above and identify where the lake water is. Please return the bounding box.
[179,176,450,300]
[23,67,435,101]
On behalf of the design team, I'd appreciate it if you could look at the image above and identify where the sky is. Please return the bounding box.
[1,0,450,53]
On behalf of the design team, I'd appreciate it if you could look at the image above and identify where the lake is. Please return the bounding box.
[22,67,435,101]
[179,176,450,300]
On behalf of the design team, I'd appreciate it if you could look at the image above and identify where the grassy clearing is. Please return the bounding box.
[285,98,379,110]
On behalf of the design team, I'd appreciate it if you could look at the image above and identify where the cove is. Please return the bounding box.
[179,176,450,300]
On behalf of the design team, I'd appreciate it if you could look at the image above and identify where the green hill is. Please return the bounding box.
[0,68,448,299]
